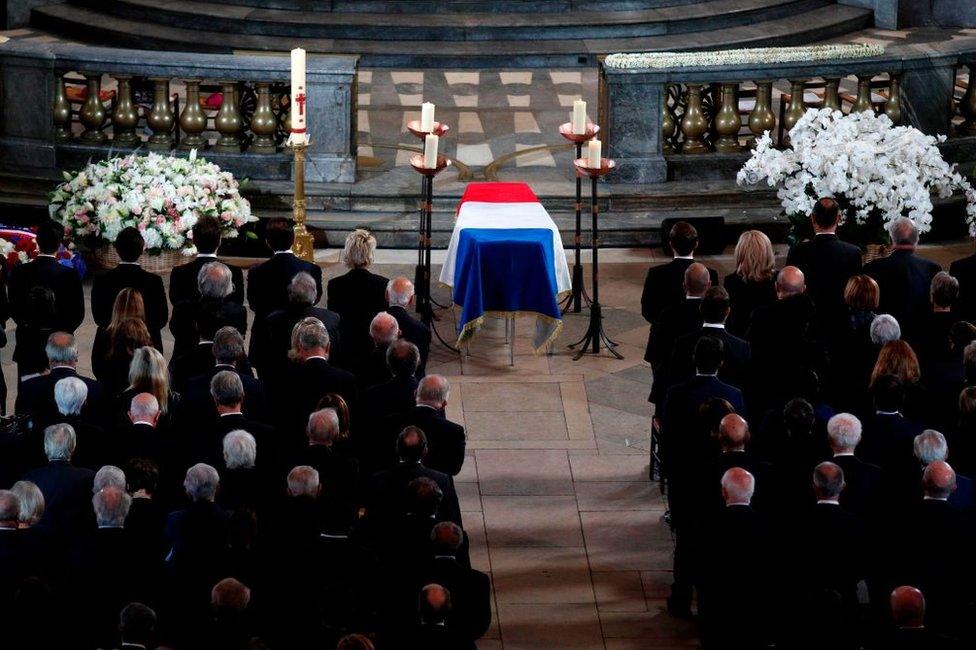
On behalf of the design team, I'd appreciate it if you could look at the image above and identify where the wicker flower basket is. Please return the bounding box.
[862,243,889,265]
[92,246,184,275]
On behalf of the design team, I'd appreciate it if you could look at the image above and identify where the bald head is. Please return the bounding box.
[419,584,451,625]
[922,460,956,499]
[718,414,749,452]
[212,577,251,611]
[721,468,755,506]
[387,276,416,307]
[890,586,925,628]
[370,312,400,346]
[813,461,845,501]
[128,392,160,426]
[683,263,711,298]
[417,374,450,409]
[776,266,806,299]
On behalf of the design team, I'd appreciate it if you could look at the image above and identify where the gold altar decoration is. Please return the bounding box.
[680,84,709,153]
[112,75,139,147]
[748,81,775,141]
[290,141,314,262]
[713,83,742,153]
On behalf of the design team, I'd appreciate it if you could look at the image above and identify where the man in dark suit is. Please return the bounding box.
[667,286,750,395]
[913,272,959,366]
[361,340,421,423]
[864,217,942,339]
[253,271,341,378]
[365,427,462,531]
[9,222,85,377]
[384,375,466,477]
[21,423,94,534]
[42,375,112,471]
[202,371,276,469]
[795,462,867,633]
[641,222,719,362]
[182,326,267,423]
[747,266,819,410]
[356,311,399,392]
[169,214,245,306]
[697,413,776,515]
[859,375,924,475]
[15,332,105,426]
[247,217,322,338]
[91,226,168,349]
[886,585,961,649]
[695,468,774,649]
[292,408,359,525]
[386,276,431,377]
[170,261,247,360]
[786,198,863,334]
[949,238,976,322]
[647,262,710,403]
[281,320,356,436]
[826,413,882,517]
[913,430,975,511]
[66,486,157,649]
[396,584,476,650]
[659,336,745,617]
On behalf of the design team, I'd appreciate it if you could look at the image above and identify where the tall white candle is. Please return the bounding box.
[587,138,602,168]
[572,99,587,135]
[421,102,435,132]
[424,133,439,169]
[290,47,308,144]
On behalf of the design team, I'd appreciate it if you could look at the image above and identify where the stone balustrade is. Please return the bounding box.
[0,39,358,182]
[599,39,976,184]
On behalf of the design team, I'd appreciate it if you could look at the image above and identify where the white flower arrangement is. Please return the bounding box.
[48,151,256,254]
[603,43,884,70]
[737,108,976,235]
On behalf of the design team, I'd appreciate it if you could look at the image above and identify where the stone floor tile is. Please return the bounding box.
[482,495,583,547]
[575,481,665,512]
[640,571,674,600]
[466,411,568,441]
[570,455,650,482]
[585,373,654,417]
[496,603,604,648]
[456,454,478,483]
[464,511,491,574]
[582,510,672,571]
[490,546,595,604]
[589,403,652,453]
[458,480,483,513]
[592,571,648,613]
[599,604,697,641]
[461,381,563,412]
[476,450,573,495]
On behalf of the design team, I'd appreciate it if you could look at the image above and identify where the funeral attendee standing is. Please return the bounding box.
[247,217,322,334]
[640,221,719,327]
[328,229,390,369]
[169,214,245,307]
[724,230,778,337]
[386,276,431,377]
[170,261,247,359]
[8,221,85,376]
[92,227,168,353]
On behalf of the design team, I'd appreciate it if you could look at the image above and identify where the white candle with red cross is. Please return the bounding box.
[290,47,308,144]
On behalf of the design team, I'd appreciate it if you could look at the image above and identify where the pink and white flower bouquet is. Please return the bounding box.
[48,151,256,254]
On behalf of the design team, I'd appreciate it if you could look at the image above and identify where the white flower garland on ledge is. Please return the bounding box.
[604,43,885,70]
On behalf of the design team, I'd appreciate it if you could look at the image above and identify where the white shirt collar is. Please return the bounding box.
[726,501,750,507]
[695,372,718,377]
[121,644,147,649]
[877,410,901,416]
[197,253,217,258]
[132,420,155,427]
[118,262,140,266]
[36,253,57,259]
[833,452,855,457]
[273,250,294,255]
[814,231,837,236]
[702,323,725,329]
[674,255,693,260]
[924,496,949,501]
[98,525,124,529]
[50,364,75,371]
[198,340,213,346]
[817,499,840,505]
[306,355,328,361]
[220,411,243,417]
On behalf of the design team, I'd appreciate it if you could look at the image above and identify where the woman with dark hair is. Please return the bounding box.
[92,288,158,391]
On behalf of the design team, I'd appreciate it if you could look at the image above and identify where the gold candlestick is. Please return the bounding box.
[289,141,314,262]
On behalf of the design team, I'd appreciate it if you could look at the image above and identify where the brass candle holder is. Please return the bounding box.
[289,139,314,262]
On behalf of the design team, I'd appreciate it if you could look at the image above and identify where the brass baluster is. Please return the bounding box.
[112,75,139,147]
[680,84,709,154]
[147,78,175,150]
[960,65,976,136]
[884,73,902,125]
[662,87,676,154]
[52,73,72,143]
[853,74,875,113]
[748,81,776,143]
[782,79,808,147]
[215,81,242,152]
[79,73,107,144]
[180,80,207,150]
[250,82,277,154]
[713,83,742,153]
[822,78,842,112]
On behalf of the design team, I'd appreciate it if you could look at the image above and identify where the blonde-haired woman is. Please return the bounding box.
[92,288,159,382]
[327,229,390,367]
[119,346,181,424]
[724,230,778,336]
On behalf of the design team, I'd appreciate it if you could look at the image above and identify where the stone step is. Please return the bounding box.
[84,0,830,42]
[204,0,715,12]
[32,3,873,67]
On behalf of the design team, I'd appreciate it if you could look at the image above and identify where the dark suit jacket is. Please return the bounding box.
[356,342,393,392]
[292,443,360,526]
[746,293,819,405]
[365,462,462,529]
[169,342,215,392]
[22,460,95,534]
[864,249,941,337]
[640,258,718,324]
[9,257,85,371]
[646,296,702,369]
[859,412,924,472]
[200,412,277,470]
[15,366,106,426]
[388,304,431,376]
[169,298,247,360]
[787,233,862,331]
[360,375,419,424]
[667,325,751,397]
[280,357,356,436]
[830,454,882,517]
[91,263,168,342]
[386,405,466,477]
[164,501,232,602]
[413,556,492,641]
[169,255,245,306]
[950,252,976,322]
[326,267,390,367]
[794,502,867,610]
[723,272,777,338]
[247,251,322,322]
[254,304,341,377]
[181,364,268,424]
[697,450,776,514]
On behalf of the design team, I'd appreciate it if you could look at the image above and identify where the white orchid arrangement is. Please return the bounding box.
[738,108,976,235]
[49,151,256,254]
[604,43,884,70]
